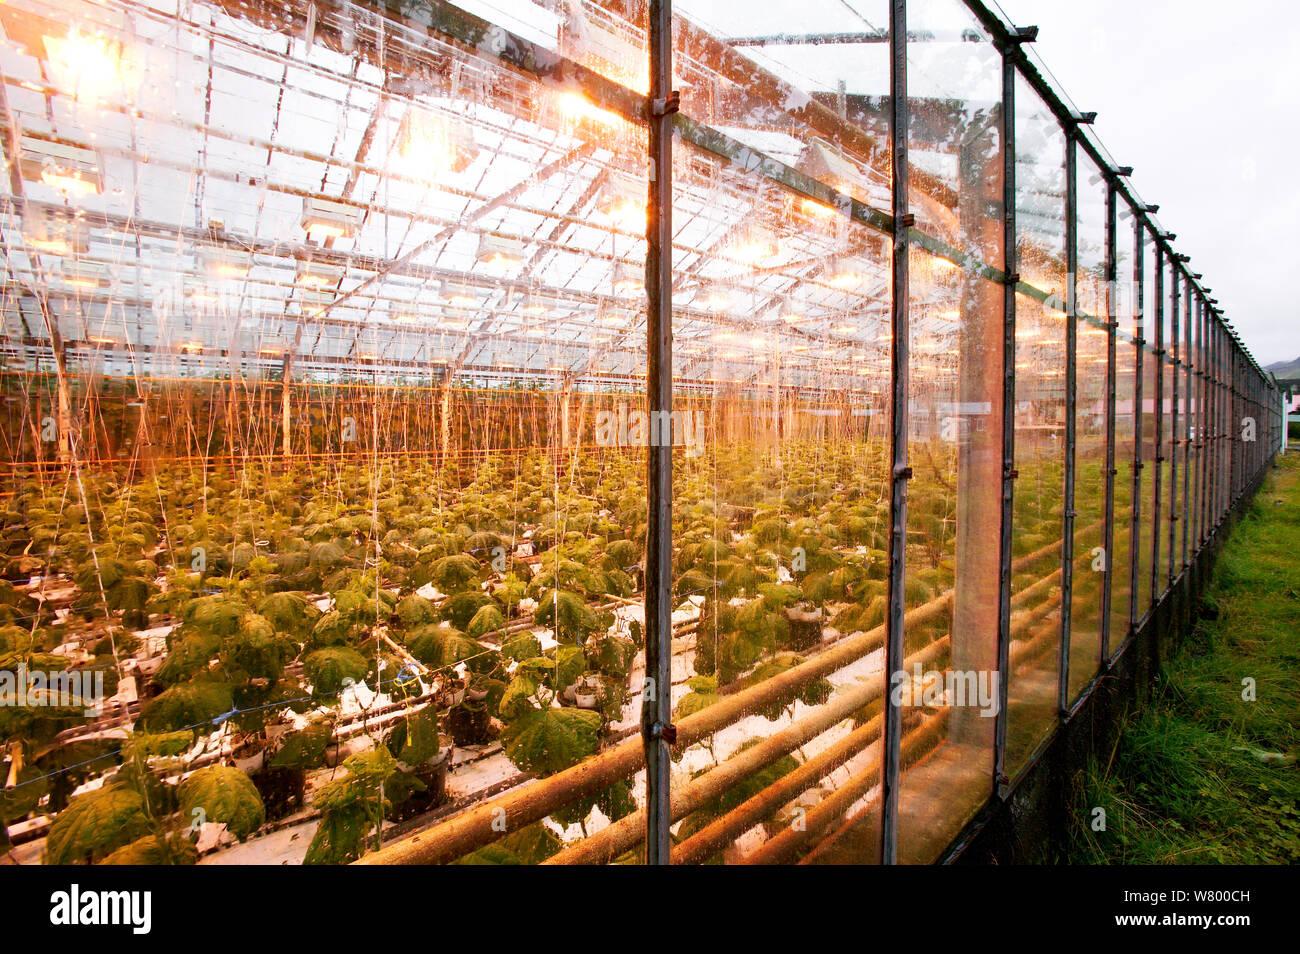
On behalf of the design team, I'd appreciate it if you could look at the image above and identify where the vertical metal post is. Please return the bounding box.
[1149,241,1164,605]
[882,0,909,866]
[1100,184,1117,661]
[642,0,674,866]
[1208,309,1216,533]
[993,43,1016,796]
[1196,296,1206,549]
[1058,132,1078,716]
[1127,218,1143,627]
[1181,291,1193,568]
[1167,266,1180,587]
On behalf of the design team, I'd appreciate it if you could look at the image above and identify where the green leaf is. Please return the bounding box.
[177,766,266,841]
[138,680,234,733]
[100,832,197,866]
[303,647,369,697]
[466,604,505,639]
[501,631,543,663]
[398,706,441,765]
[271,723,333,770]
[501,707,601,777]
[44,785,151,865]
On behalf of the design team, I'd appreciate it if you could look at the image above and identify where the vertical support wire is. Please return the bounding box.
[992,42,1016,797]
[642,0,674,866]
[882,0,909,866]
[1149,242,1164,606]
[1057,132,1078,716]
[1100,184,1117,662]
[1127,218,1143,627]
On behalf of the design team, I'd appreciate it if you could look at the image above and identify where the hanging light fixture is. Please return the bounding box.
[22,206,89,254]
[391,108,477,177]
[16,137,103,197]
[57,261,108,290]
[43,27,136,103]
[612,262,643,297]
[596,170,645,230]
[442,281,480,308]
[728,226,779,265]
[301,197,363,240]
[777,296,805,324]
[202,247,251,279]
[295,261,342,290]
[555,91,625,129]
[826,256,866,290]
[699,288,732,311]
[476,233,527,268]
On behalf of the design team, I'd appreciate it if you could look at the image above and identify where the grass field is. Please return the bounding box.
[1067,453,1300,864]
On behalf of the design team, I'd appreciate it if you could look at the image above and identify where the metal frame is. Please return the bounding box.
[881,0,910,867]
[1128,213,1144,630]
[1100,183,1118,661]
[643,0,675,864]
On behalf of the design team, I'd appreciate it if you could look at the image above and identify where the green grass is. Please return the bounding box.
[1065,453,1300,865]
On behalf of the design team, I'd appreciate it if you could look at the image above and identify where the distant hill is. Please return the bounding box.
[1265,356,1300,379]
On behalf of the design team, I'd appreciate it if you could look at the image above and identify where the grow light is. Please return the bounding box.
[700,289,732,310]
[202,248,251,279]
[596,171,645,230]
[392,108,477,177]
[514,290,550,315]
[22,207,89,254]
[385,301,421,324]
[561,17,646,92]
[476,233,527,268]
[826,257,866,290]
[777,297,806,324]
[301,197,363,240]
[612,262,643,297]
[185,283,220,304]
[16,136,103,197]
[295,262,342,289]
[43,27,136,103]
[556,91,624,129]
[57,261,108,289]
[728,227,779,265]
[442,282,479,308]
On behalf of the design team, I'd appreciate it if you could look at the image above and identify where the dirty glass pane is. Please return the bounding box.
[1109,202,1135,646]
[896,0,1003,865]
[1068,151,1108,703]
[669,0,892,865]
[1004,74,1065,779]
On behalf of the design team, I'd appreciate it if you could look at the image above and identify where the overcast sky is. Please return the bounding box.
[994,0,1300,369]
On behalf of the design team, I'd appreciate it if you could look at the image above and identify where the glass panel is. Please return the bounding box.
[1005,74,1066,778]
[1068,151,1108,702]
[669,0,892,865]
[896,0,1003,865]
[1109,202,1135,645]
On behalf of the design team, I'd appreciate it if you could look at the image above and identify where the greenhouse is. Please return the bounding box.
[0,0,1282,867]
